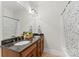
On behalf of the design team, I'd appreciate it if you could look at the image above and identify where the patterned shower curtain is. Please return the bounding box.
[63,2,79,56]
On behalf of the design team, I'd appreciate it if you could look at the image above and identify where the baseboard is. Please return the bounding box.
[44,48,69,57]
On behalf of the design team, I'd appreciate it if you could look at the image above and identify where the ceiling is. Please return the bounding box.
[2,1,68,15]
[2,1,26,12]
[2,1,39,12]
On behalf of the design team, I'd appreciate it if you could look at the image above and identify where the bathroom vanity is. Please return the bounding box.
[1,34,44,57]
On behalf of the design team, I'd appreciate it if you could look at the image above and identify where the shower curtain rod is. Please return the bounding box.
[61,1,71,15]
[3,16,19,21]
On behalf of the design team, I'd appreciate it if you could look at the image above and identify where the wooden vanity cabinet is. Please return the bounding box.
[36,39,41,57]
[2,35,44,57]
[36,35,44,57]
[41,35,44,55]
[2,48,20,57]
[2,43,37,57]
[21,43,37,57]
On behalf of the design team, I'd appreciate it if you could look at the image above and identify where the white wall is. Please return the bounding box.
[38,1,68,56]
[17,1,68,56]
[14,10,30,36]
[0,1,2,56]
[16,12,38,35]
[0,2,2,45]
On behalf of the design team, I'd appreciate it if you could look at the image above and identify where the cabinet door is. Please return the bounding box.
[21,43,36,57]
[27,47,36,57]
[41,36,44,55]
[2,48,20,57]
[37,39,41,57]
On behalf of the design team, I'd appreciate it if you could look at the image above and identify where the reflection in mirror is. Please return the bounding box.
[2,1,25,40]
[3,16,19,39]
[2,1,41,40]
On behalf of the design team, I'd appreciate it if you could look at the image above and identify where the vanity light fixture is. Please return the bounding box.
[29,7,38,16]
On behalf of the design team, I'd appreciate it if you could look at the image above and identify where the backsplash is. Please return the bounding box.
[1,36,23,45]
[63,2,79,56]
[1,33,43,46]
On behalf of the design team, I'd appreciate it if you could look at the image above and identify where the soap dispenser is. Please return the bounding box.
[29,26,32,32]
[38,25,42,34]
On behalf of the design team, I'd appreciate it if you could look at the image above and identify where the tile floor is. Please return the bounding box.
[42,52,59,57]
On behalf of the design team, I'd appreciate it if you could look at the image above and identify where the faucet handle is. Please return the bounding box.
[13,39,15,43]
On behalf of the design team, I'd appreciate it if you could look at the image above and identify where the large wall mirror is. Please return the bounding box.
[2,1,40,40]
[2,1,26,40]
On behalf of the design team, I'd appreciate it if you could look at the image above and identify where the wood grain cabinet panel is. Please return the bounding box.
[37,39,41,57]
[41,36,44,55]
[2,48,20,57]
[26,47,36,57]
[21,43,36,57]
[2,35,44,57]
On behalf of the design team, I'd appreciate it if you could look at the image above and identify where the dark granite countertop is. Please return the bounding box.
[1,36,40,53]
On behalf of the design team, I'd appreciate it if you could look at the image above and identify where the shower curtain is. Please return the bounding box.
[63,2,79,57]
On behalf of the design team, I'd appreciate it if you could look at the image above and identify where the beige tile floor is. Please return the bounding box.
[42,51,60,57]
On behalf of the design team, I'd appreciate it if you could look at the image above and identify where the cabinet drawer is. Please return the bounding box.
[21,43,36,57]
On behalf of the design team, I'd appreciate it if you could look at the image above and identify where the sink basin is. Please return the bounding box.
[14,41,31,46]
